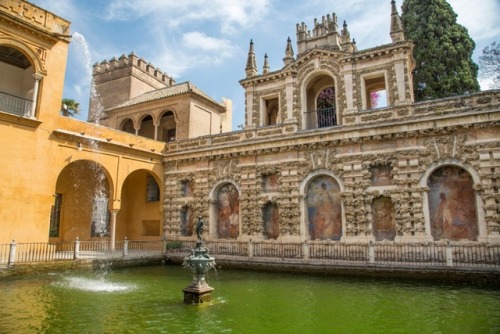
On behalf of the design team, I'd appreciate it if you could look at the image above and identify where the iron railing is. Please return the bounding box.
[0,239,165,267]
[0,91,33,117]
[304,107,337,129]
[2,239,499,271]
[166,240,500,270]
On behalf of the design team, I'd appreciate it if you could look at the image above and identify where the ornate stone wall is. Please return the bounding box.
[163,98,500,243]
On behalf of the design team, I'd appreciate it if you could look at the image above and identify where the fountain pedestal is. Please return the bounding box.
[182,241,215,304]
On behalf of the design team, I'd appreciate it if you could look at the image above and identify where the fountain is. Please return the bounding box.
[182,216,216,304]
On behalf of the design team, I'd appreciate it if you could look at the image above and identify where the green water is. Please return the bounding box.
[0,265,499,334]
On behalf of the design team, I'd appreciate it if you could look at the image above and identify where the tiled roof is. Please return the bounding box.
[107,81,222,111]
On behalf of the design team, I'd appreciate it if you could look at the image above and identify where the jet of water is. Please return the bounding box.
[71,32,104,123]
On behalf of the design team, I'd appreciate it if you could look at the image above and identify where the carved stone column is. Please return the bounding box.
[31,73,43,118]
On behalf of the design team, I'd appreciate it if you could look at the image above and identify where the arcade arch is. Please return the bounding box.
[117,169,163,240]
[51,160,113,242]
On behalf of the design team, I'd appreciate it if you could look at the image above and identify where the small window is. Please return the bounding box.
[262,96,279,126]
[364,75,387,109]
[146,175,160,202]
[49,193,62,237]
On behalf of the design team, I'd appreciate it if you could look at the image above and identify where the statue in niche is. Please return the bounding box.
[372,197,396,241]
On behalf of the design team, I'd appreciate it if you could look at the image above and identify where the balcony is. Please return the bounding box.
[0,91,33,117]
[305,107,337,129]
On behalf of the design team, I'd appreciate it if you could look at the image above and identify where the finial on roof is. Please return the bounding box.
[390,0,405,42]
[263,53,270,74]
[283,37,294,66]
[341,21,355,52]
[245,39,258,78]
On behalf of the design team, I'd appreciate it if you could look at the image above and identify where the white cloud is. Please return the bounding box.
[103,0,270,35]
[182,32,235,55]
[149,32,240,78]
[448,0,500,42]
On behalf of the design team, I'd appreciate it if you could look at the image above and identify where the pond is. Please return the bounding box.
[0,265,499,333]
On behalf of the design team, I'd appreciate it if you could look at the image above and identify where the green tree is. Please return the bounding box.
[478,41,500,89]
[401,0,480,101]
[61,98,80,116]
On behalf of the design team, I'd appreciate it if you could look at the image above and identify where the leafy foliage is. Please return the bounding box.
[401,0,480,101]
[61,98,80,117]
[478,41,500,89]
[370,91,381,108]
[317,87,335,109]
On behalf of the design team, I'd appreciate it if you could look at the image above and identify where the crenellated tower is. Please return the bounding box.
[296,13,344,55]
[89,52,175,121]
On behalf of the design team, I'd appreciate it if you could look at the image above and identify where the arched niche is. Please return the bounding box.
[425,165,479,241]
[210,182,240,239]
[304,174,342,240]
[262,202,280,240]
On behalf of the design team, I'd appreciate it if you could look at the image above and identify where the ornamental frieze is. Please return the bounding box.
[422,134,467,165]
[211,159,239,181]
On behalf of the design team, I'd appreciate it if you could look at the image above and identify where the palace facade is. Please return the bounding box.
[0,1,499,248]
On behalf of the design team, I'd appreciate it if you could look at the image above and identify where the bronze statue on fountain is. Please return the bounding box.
[182,216,216,304]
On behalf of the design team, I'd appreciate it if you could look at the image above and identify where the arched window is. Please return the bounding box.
[316,87,336,128]
[215,183,239,239]
[303,73,337,129]
[306,175,342,240]
[0,45,36,117]
[427,166,478,241]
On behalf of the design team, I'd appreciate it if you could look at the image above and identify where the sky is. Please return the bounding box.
[30,0,500,130]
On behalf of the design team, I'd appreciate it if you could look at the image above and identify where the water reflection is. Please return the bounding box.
[0,266,499,334]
